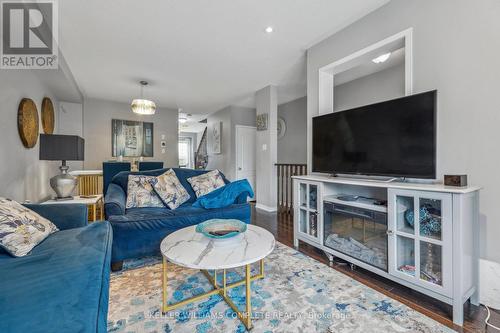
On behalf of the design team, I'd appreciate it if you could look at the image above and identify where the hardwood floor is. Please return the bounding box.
[251,205,500,333]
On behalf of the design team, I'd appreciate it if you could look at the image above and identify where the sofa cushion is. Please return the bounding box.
[0,221,112,333]
[125,175,164,209]
[187,169,226,197]
[149,169,190,209]
[0,198,59,257]
[112,168,230,204]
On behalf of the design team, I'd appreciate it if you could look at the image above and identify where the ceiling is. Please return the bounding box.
[58,0,389,115]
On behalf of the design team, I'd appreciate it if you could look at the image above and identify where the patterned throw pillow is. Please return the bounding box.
[187,169,226,198]
[126,175,164,209]
[149,169,190,210]
[0,198,59,257]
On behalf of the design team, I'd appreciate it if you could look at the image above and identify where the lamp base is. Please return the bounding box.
[50,162,78,199]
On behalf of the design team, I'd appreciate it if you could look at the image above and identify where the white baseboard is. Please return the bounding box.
[480,258,500,310]
[255,203,277,212]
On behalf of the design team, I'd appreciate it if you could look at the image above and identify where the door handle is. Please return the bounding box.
[238,167,242,170]
[386,230,394,236]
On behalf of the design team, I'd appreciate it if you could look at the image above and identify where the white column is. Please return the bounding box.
[255,85,277,212]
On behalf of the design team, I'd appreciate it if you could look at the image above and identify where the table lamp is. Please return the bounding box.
[39,134,85,200]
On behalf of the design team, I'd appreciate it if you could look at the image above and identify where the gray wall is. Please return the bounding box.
[0,70,65,203]
[206,105,255,180]
[59,101,84,171]
[307,0,500,264]
[277,97,307,164]
[83,98,178,169]
[334,64,404,111]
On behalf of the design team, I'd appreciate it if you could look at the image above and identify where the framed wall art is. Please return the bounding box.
[112,119,154,157]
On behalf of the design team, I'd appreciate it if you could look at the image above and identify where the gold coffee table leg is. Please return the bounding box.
[245,264,252,329]
[223,269,227,297]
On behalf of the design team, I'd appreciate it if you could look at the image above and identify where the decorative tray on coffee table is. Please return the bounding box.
[196,219,247,239]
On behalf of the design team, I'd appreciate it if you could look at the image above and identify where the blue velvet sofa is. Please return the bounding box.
[105,168,251,269]
[0,204,112,333]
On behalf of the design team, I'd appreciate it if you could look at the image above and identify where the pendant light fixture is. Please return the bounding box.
[178,108,188,123]
[131,80,156,115]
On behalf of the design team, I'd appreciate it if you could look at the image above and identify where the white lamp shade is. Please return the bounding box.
[131,99,156,115]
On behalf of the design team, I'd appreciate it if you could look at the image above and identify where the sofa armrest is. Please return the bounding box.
[105,183,126,218]
[24,203,88,230]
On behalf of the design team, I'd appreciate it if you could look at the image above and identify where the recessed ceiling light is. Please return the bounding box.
[265,26,273,33]
[372,52,391,64]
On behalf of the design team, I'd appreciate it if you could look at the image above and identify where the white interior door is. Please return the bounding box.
[235,125,256,199]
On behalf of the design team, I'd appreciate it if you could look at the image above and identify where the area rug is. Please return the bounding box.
[108,242,455,333]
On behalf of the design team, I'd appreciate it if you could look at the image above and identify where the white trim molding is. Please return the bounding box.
[318,27,413,115]
[255,203,277,213]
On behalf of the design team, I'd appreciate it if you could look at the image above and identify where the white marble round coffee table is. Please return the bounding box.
[160,224,275,330]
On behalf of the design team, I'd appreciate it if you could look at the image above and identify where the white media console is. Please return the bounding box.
[292,174,481,326]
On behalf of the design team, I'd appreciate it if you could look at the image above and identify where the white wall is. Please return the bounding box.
[206,105,255,180]
[334,64,404,111]
[83,98,178,169]
[307,0,500,296]
[277,97,307,164]
[255,85,278,211]
[0,70,67,203]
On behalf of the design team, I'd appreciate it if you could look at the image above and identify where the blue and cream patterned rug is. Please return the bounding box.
[108,242,455,333]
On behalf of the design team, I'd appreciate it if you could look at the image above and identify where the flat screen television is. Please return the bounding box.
[313,90,436,179]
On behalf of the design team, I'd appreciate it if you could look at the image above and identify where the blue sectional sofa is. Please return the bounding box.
[0,204,112,333]
[105,168,251,269]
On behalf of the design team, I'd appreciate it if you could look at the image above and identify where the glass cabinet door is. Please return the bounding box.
[308,211,318,238]
[299,183,307,208]
[417,196,444,286]
[420,241,442,286]
[396,235,415,277]
[298,209,307,233]
[396,195,415,235]
[389,189,452,296]
[309,185,318,211]
[295,181,322,243]
[419,198,442,241]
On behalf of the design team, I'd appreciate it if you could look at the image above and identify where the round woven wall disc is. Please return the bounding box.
[18,98,39,148]
[41,97,55,134]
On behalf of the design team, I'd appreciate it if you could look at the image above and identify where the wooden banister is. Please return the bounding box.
[275,163,307,215]
[195,127,208,169]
